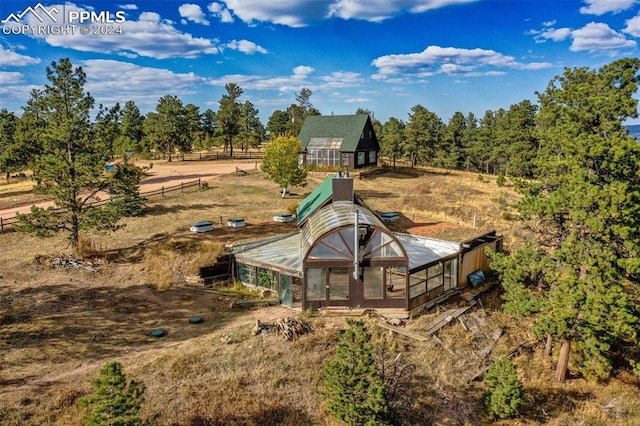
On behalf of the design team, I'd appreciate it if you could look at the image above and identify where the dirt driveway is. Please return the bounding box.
[0,160,260,220]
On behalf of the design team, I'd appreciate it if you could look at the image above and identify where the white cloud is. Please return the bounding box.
[221,0,478,27]
[118,4,138,10]
[580,0,638,15]
[81,59,207,110]
[293,65,315,77]
[0,46,40,66]
[371,45,552,79]
[23,4,220,59]
[570,22,636,51]
[208,66,363,97]
[208,2,234,23]
[321,71,365,88]
[179,3,210,25]
[539,27,572,42]
[623,13,640,37]
[0,71,24,84]
[224,39,267,54]
[344,97,371,103]
[328,0,477,23]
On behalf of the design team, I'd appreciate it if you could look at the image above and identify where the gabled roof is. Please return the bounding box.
[295,175,334,225]
[297,114,370,152]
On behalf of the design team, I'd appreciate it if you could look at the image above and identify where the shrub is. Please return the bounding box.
[483,356,523,419]
[81,361,145,426]
[496,173,506,187]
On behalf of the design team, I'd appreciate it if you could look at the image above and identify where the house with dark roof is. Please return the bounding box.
[231,173,502,316]
[297,114,379,169]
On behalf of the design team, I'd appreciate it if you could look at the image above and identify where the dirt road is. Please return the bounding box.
[0,160,260,220]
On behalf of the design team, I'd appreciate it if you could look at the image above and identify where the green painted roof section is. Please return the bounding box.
[297,114,370,152]
[296,175,335,225]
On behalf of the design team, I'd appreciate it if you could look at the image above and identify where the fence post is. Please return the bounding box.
[162,186,164,197]
[181,182,184,192]
[0,217,3,231]
[198,178,201,188]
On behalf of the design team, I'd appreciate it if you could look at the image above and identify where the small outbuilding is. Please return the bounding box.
[297,114,379,169]
[231,173,502,315]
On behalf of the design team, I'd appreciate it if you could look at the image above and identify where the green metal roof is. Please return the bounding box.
[297,114,370,152]
[296,175,334,225]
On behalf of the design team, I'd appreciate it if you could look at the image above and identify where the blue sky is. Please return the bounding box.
[1,0,640,125]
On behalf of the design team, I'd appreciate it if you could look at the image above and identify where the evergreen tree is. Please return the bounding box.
[266,109,291,138]
[15,58,144,249]
[483,356,523,419]
[143,95,191,161]
[116,101,145,155]
[261,136,307,197]
[404,105,443,167]
[93,103,122,155]
[320,319,387,425]
[81,361,145,426]
[238,100,265,151]
[217,83,243,156]
[0,109,18,181]
[490,58,640,382]
[380,117,405,168]
[442,111,466,171]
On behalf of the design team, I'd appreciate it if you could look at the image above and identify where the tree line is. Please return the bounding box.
[2,60,544,181]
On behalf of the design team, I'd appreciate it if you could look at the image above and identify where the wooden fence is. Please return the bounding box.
[153,151,265,162]
[0,179,202,232]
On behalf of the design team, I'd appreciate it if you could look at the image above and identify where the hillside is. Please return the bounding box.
[0,165,639,425]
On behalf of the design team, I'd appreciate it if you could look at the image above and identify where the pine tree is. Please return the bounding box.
[15,58,144,249]
[491,58,640,382]
[484,356,523,419]
[82,361,145,426]
[320,319,387,425]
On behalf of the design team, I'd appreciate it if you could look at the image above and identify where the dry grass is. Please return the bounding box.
[0,166,639,425]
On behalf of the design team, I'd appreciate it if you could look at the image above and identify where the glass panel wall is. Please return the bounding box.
[386,267,405,299]
[364,267,384,299]
[280,274,293,307]
[237,263,257,285]
[257,268,277,290]
[307,268,325,300]
[409,269,427,298]
[329,268,349,300]
[444,259,458,291]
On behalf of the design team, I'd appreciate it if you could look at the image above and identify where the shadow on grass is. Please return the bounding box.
[142,203,219,217]
[521,387,592,422]
[356,189,396,199]
[189,406,315,425]
[141,173,219,186]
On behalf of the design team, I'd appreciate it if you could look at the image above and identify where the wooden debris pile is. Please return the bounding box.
[252,317,312,341]
[35,254,98,272]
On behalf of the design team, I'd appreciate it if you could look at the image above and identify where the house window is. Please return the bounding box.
[369,150,376,163]
[357,152,365,166]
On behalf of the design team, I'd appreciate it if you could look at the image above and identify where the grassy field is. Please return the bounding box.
[0,165,638,425]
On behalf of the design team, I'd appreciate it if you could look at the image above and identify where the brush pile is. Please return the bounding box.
[252,317,312,341]
[34,254,98,271]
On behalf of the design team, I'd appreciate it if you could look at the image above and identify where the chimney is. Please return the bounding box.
[332,173,354,203]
